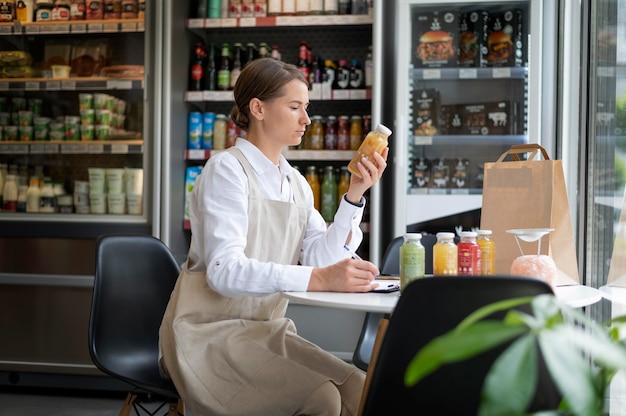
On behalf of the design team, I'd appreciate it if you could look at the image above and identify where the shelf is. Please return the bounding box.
[283,150,355,161]
[0,19,145,35]
[186,149,355,161]
[0,140,143,155]
[0,77,144,92]
[185,88,371,102]
[412,135,527,146]
[410,67,528,81]
[187,14,372,29]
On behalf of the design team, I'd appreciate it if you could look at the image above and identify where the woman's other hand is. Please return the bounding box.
[307,258,380,292]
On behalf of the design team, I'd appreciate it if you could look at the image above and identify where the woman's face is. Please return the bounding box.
[261,79,311,147]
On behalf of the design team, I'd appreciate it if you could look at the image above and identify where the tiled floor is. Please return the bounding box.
[0,387,172,416]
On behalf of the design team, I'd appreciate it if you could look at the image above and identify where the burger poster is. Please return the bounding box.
[412,9,459,68]
[483,9,524,67]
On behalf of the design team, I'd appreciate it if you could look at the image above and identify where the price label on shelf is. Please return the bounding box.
[103,23,118,32]
[25,25,40,34]
[60,144,83,154]
[422,69,441,79]
[492,68,511,78]
[61,81,77,90]
[87,23,104,32]
[0,25,12,34]
[89,144,105,154]
[71,24,87,33]
[111,144,129,154]
[0,82,9,91]
[137,21,144,31]
[29,145,46,154]
[45,81,61,90]
[459,68,478,79]
[43,144,60,154]
[25,82,40,91]
[107,80,133,90]
[188,18,205,28]
[239,17,255,26]
[1,145,28,154]
[221,18,237,27]
[51,24,70,34]
[187,91,204,102]
[205,19,220,28]
[187,149,206,160]
[121,22,137,32]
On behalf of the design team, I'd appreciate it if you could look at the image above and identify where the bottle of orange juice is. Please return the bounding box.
[347,123,391,178]
[433,232,457,276]
[305,166,320,210]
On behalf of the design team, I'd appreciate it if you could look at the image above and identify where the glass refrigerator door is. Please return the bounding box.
[388,0,547,240]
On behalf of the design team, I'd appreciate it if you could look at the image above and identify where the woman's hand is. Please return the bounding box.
[307,258,380,292]
[345,147,389,204]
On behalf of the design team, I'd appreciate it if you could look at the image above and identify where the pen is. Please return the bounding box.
[344,245,363,261]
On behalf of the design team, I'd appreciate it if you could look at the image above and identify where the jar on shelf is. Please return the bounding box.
[477,229,495,275]
[305,166,320,210]
[309,115,324,150]
[320,165,337,222]
[400,233,425,291]
[324,115,338,150]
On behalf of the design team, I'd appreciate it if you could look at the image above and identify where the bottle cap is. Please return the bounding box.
[477,230,492,235]
[375,124,392,136]
[404,233,422,241]
[460,231,477,238]
[436,232,455,239]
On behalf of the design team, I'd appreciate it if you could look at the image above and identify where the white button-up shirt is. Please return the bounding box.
[186,138,366,297]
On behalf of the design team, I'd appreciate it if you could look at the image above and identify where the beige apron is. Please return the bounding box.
[159,148,359,416]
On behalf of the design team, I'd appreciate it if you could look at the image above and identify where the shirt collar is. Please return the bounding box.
[235,137,293,177]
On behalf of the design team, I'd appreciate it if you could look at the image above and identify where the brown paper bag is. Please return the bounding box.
[607,185,626,286]
[480,144,579,286]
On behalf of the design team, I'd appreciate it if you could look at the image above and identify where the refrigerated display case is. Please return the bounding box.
[375,0,558,257]
[0,2,161,388]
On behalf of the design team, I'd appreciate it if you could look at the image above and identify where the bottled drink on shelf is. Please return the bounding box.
[208,0,221,17]
[267,0,280,15]
[188,112,202,150]
[213,114,228,150]
[433,232,458,275]
[323,0,337,14]
[26,176,40,213]
[477,229,495,275]
[337,0,349,14]
[16,185,27,212]
[309,56,323,85]
[295,0,308,15]
[229,0,242,17]
[351,0,367,14]
[336,115,349,150]
[202,112,215,150]
[349,59,364,89]
[400,233,425,291]
[323,60,336,88]
[347,123,391,176]
[297,40,310,81]
[305,166,320,210]
[320,165,337,222]
[361,114,371,141]
[281,0,295,15]
[309,115,324,150]
[458,231,481,276]
[39,179,56,213]
[205,42,217,91]
[271,44,281,61]
[230,42,243,89]
[2,174,17,212]
[349,115,362,150]
[324,115,338,150]
[190,41,207,91]
[337,166,350,201]
[226,118,238,148]
[335,59,350,89]
[217,43,231,91]
[245,42,257,67]
[310,0,323,14]
[258,42,270,58]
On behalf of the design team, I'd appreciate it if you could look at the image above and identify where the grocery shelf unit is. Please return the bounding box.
[172,13,374,259]
[0,11,158,391]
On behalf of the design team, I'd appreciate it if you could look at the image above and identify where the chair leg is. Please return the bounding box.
[168,399,186,416]
[357,318,389,416]
[119,392,138,416]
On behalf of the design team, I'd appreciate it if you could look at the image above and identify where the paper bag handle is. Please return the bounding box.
[495,144,551,163]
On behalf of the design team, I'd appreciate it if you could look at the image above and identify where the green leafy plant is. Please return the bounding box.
[404,294,626,416]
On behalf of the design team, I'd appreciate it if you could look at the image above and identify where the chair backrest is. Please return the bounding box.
[361,276,560,415]
[89,234,181,398]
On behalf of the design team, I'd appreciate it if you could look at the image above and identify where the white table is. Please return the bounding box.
[283,283,602,313]
[599,285,626,304]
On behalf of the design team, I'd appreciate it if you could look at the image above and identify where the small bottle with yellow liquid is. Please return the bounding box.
[433,232,457,276]
[477,229,495,275]
[347,123,391,177]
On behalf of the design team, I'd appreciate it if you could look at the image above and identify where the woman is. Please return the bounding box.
[159,58,388,416]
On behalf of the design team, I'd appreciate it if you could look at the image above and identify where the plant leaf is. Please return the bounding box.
[479,333,538,416]
[538,328,599,415]
[456,296,536,331]
[405,321,527,387]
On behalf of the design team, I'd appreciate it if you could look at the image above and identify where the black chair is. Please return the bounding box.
[353,234,438,370]
[89,234,185,416]
[359,276,561,415]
